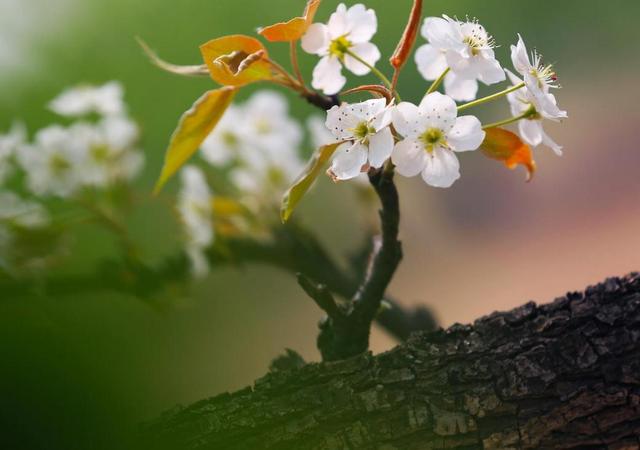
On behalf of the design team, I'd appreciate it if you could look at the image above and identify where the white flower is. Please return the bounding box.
[17,125,85,198]
[241,91,303,156]
[71,117,144,187]
[391,92,485,188]
[301,3,381,95]
[231,146,304,199]
[415,16,505,101]
[178,166,214,278]
[325,98,394,180]
[0,192,49,228]
[506,69,566,156]
[201,105,244,166]
[510,35,563,116]
[0,122,26,185]
[49,81,125,118]
[201,91,303,168]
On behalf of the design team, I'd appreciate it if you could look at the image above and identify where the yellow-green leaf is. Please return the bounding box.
[281,142,342,223]
[258,0,321,42]
[481,127,537,181]
[200,35,274,86]
[136,37,209,77]
[154,87,237,194]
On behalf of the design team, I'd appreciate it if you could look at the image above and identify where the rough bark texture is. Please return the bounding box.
[146,273,640,449]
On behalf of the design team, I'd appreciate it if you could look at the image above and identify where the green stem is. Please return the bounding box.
[458,82,526,112]
[426,67,450,95]
[344,49,397,99]
[482,111,531,130]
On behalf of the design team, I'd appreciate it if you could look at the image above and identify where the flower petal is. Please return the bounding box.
[421,16,461,50]
[330,142,368,180]
[418,92,457,132]
[422,147,460,188]
[326,102,362,140]
[368,127,394,168]
[392,102,423,139]
[343,42,381,76]
[476,57,506,85]
[346,4,377,43]
[392,138,425,177]
[444,71,478,102]
[448,115,485,152]
[415,44,448,81]
[511,34,532,76]
[519,119,543,147]
[541,129,563,156]
[327,3,350,38]
[311,56,346,95]
[301,23,330,55]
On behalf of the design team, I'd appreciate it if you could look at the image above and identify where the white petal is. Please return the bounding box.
[392,139,426,177]
[444,72,478,102]
[330,142,368,180]
[418,92,458,132]
[343,42,381,76]
[448,116,485,152]
[421,16,462,50]
[301,23,330,55]
[511,34,532,76]
[519,119,543,147]
[422,148,460,188]
[325,103,361,140]
[476,57,506,85]
[537,92,568,121]
[392,102,423,139]
[505,68,523,86]
[415,44,448,81]
[346,4,377,43]
[541,129,563,156]
[311,56,346,95]
[368,127,394,168]
[327,3,350,38]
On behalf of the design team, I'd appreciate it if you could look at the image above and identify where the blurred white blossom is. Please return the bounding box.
[0,191,49,228]
[0,122,26,185]
[17,125,85,198]
[178,166,214,278]
[49,81,126,118]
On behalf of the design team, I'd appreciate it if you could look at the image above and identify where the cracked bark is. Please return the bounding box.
[145,273,640,449]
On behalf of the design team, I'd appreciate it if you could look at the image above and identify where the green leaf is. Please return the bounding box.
[280,142,342,223]
[154,87,237,194]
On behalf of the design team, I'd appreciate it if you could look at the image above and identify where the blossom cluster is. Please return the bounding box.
[176,90,318,276]
[0,82,144,274]
[301,5,567,188]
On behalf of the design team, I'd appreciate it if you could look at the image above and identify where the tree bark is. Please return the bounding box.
[145,273,640,449]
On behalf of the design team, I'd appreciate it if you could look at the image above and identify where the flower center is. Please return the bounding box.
[420,128,445,153]
[222,131,239,147]
[329,35,352,59]
[255,119,272,135]
[48,153,71,175]
[530,52,558,89]
[91,145,111,162]
[352,121,376,142]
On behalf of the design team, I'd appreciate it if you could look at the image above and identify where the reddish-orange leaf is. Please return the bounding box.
[200,35,274,86]
[259,0,321,42]
[390,0,423,70]
[481,127,537,181]
[154,87,237,194]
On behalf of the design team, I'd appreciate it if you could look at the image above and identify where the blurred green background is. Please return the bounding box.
[2,0,640,448]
